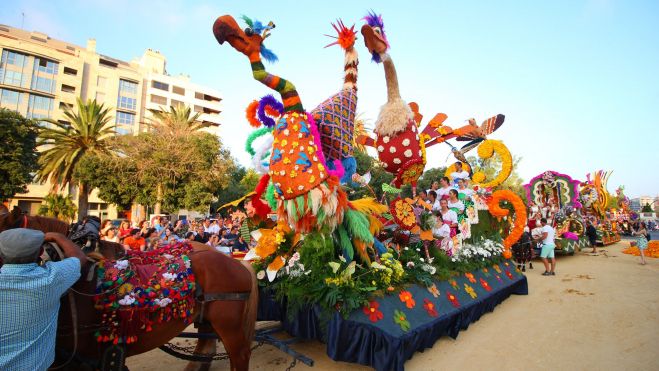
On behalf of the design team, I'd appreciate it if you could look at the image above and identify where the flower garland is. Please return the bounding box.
[471,140,513,188]
[487,190,528,250]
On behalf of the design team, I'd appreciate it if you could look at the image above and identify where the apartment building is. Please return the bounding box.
[0,24,222,220]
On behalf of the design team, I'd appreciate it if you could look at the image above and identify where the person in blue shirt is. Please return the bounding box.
[0,229,86,371]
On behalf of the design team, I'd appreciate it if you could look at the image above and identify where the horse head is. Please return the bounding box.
[0,206,26,232]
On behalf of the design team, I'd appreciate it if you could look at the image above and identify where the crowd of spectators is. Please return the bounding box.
[99,215,249,256]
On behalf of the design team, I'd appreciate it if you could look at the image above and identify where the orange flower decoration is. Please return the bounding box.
[390,197,417,231]
[398,290,416,309]
[487,190,527,249]
[464,272,477,283]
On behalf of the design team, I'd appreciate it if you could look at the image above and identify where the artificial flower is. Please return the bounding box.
[493,264,502,274]
[464,283,477,299]
[449,279,459,290]
[464,272,476,283]
[393,310,411,331]
[363,301,384,323]
[427,283,440,298]
[505,270,514,280]
[446,291,460,308]
[479,278,492,292]
[423,298,438,317]
[399,290,416,309]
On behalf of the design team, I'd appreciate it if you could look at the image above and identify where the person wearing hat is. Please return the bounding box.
[0,229,85,370]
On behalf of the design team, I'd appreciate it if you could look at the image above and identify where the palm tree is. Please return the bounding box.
[38,193,77,222]
[148,104,208,135]
[36,98,115,221]
[146,105,209,214]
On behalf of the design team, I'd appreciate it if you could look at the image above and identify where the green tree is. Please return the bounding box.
[36,98,115,221]
[38,193,77,222]
[102,129,235,214]
[0,109,39,201]
[240,168,261,192]
[350,149,394,200]
[642,203,653,212]
[147,105,208,135]
[212,165,248,215]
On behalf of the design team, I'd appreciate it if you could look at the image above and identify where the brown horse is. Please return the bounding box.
[0,204,257,371]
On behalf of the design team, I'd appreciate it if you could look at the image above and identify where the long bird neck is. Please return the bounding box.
[343,46,358,91]
[250,59,304,113]
[383,56,400,102]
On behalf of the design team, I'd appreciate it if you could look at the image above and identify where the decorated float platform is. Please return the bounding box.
[258,262,527,371]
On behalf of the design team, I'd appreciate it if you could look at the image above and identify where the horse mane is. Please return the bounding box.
[29,215,70,235]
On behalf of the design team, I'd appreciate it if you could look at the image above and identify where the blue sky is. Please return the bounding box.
[3,0,658,197]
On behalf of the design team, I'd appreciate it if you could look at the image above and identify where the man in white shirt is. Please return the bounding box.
[535,218,556,276]
[449,162,470,184]
[204,219,220,235]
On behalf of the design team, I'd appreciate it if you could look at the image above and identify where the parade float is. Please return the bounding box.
[524,170,588,254]
[211,12,528,371]
[579,170,621,246]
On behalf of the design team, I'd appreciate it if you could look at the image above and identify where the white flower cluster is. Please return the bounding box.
[420,264,437,275]
[285,252,311,278]
[451,238,504,263]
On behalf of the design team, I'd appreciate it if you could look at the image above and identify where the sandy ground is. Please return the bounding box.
[126,241,659,371]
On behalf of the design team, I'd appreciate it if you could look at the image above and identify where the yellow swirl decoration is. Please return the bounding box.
[472,140,512,188]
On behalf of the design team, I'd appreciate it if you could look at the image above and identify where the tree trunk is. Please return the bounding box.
[154,183,163,215]
[77,182,90,222]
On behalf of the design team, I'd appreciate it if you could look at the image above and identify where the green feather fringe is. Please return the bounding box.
[245,127,272,157]
[336,226,354,262]
[343,209,374,244]
[266,183,277,210]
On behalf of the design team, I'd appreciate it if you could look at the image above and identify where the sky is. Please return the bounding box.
[2,0,658,198]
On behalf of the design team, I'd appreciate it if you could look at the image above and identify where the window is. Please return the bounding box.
[150,94,167,105]
[171,99,184,108]
[193,105,203,113]
[2,70,24,86]
[116,111,135,125]
[195,92,204,100]
[152,80,169,91]
[27,94,54,119]
[2,50,28,67]
[117,79,138,111]
[116,111,135,135]
[61,84,75,93]
[118,79,138,94]
[31,57,58,94]
[97,76,107,88]
[172,86,185,95]
[63,67,77,75]
[35,57,58,74]
[0,89,22,111]
[58,102,73,110]
[0,50,29,88]
[99,59,118,68]
[95,92,105,104]
[118,96,136,110]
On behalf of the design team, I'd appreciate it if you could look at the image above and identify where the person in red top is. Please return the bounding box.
[122,229,146,252]
[118,221,132,238]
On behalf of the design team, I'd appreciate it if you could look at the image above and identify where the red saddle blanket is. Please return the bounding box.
[94,242,196,344]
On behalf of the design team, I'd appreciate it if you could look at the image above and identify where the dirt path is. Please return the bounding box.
[126,241,659,370]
